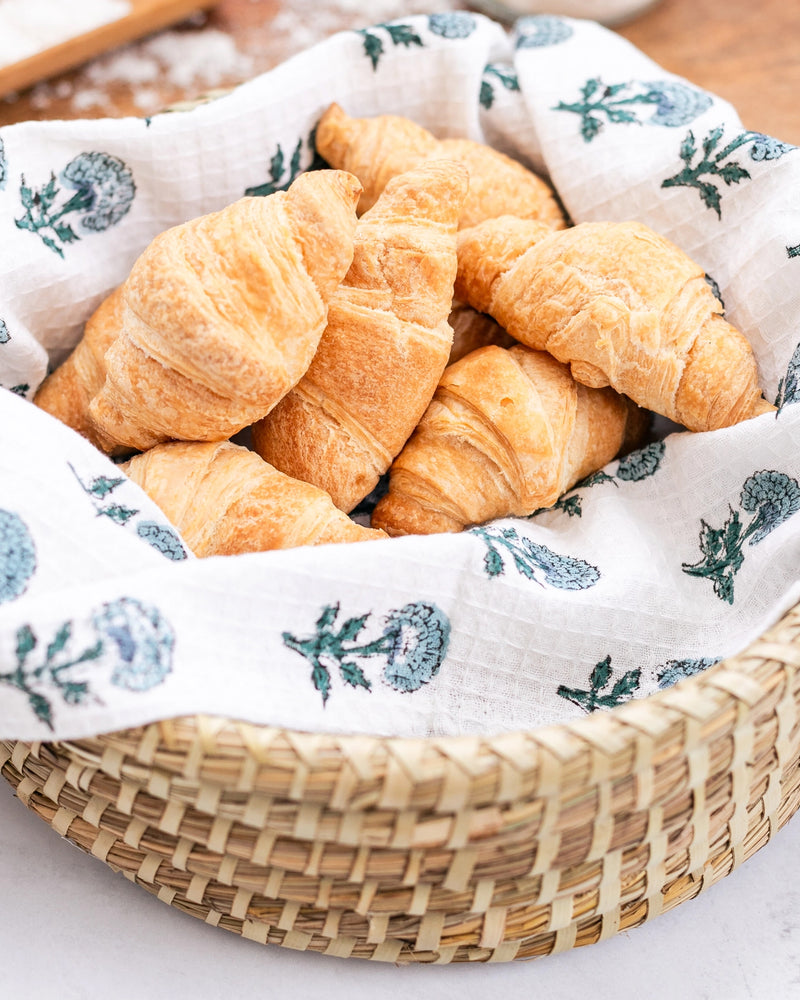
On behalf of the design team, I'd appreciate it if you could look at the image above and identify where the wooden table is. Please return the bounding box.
[0,0,797,142]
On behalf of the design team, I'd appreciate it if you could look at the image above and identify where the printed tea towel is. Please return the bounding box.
[1,12,799,740]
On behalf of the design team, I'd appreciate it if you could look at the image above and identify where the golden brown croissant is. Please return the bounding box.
[447,297,515,365]
[37,169,362,455]
[316,103,567,230]
[122,440,385,556]
[33,285,123,452]
[251,160,469,512]
[455,217,775,432]
[371,344,647,536]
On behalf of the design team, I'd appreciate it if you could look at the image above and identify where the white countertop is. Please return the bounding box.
[1,779,798,1000]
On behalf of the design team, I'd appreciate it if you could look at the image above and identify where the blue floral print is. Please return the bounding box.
[515,15,573,48]
[283,600,450,704]
[557,655,641,711]
[427,12,476,39]
[662,127,796,217]
[0,509,36,604]
[93,597,175,691]
[472,524,600,589]
[554,78,711,143]
[15,151,135,257]
[682,470,800,603]
[1,597,174,729]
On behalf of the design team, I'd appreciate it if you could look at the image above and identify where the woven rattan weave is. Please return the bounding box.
[3,597,799,963]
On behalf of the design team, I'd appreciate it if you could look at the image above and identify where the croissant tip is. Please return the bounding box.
[335,169,364,206]
[321,101,345,122]
[752,396,778,418]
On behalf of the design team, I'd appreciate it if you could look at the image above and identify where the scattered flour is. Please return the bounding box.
[9,0,464,115]
[84,28,255,93]
[23,24,254,113]
[0,0,131,69]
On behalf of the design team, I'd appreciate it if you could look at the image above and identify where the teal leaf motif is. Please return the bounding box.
[69,462,139,524]
[578,470,617,490]
[86,475,126,499]
[788,244,800,259]
[340,661,370,691]
[480,63,520,110]
[245,137,304,197]
[15,152,135,256]
[555,78,710,143]
[775,342,800,409]
[682,471,800,603]
[534,442,662,520]
[99,503,139,525]
[483,543,505,578]
[357,22,423,70]
[471,525,600,589]
[557,655,641,712]
[282,601,449,704]
[0,319,9,344]
[0,135,6,189]
[0,620,103,730]
[385,23,423,48]
[554,78,693,143]
[549,493,584,518]
[704,273,724,310]
[662,127,795,218]
[0,509,37,604]
[358,28,384,70]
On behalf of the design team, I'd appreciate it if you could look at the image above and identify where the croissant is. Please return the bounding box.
[36,169,362,455]
[122,440,385,556]
[455,217,775,432]
[33,285,123,452]
[315,103,567,230]
[448,297,515,365]
[371,344,647,536]
[251,160,469,512]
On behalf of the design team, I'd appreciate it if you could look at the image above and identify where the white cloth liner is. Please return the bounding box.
[1,11,798,740]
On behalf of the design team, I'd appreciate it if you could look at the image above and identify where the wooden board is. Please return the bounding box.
[618,0,800,144]
[0,0,797,145]
[0,0,220,99]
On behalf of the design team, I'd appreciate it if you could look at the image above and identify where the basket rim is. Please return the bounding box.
[41,591,800,804]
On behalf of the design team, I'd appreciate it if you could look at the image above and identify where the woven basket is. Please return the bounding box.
[2,595,799,963]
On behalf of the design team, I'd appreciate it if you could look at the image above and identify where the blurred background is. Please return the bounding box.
[0,0,798,143]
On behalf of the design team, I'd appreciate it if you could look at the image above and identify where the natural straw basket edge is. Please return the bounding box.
[3,596,799,963]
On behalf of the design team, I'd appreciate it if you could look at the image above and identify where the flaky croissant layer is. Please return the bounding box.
[252,160,469,513]
[371,344,647,536]
[122,441,385,557]
[455,217,774,432]
[316,103,567,230]
[36,169,363,455]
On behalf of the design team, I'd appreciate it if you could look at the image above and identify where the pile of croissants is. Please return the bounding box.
[34,103,774,558]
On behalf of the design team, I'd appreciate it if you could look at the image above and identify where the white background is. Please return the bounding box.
[1,779,798,1000]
